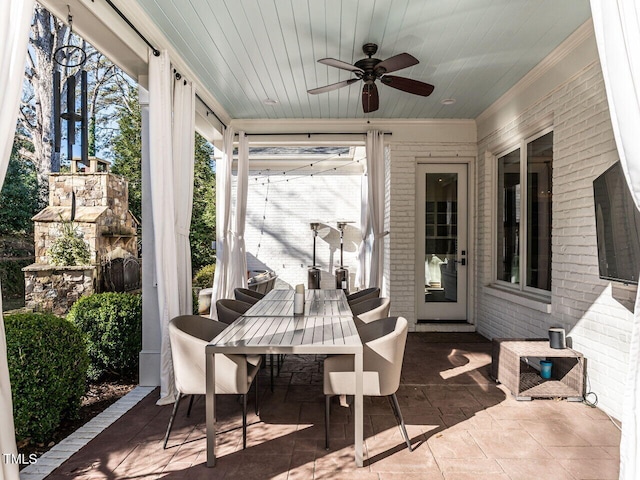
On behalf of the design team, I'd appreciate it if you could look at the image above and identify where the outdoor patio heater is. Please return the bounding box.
[335,221,353,293]
[308,222,321,289]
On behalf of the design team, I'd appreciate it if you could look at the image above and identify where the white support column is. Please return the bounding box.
[139,80,161,386]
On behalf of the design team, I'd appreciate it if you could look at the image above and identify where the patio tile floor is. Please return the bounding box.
[33,332,621,479]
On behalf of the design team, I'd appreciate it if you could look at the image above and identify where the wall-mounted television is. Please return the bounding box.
[593,161,640,285]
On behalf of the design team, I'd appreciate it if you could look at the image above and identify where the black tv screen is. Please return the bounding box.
[593,161,640,285]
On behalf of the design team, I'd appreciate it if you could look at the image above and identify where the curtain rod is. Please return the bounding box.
[103,0,160,56]
[235,132,392,137]
[101,1,229,129]
[196,94,228,130]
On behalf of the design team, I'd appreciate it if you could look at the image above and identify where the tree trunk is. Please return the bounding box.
[25,7,67,188]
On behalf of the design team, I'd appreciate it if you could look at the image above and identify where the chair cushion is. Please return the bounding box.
[323,355,383,396]
[323,317,408,398]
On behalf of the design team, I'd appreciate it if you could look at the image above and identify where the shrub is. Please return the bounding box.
[193,263,215,289]
[49,219,91,266]
[5,313,88,443]
[67,292,142,381]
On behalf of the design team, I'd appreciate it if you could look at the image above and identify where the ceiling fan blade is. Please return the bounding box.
[318,58,364,73]
[375,53,419,74]
[308,78,359,95]
[381,75,434,96]
[362,83,379,113]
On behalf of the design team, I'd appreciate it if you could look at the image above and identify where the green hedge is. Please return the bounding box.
[193,263,215,289]
[5,313,88,443]
[67,292,142,381]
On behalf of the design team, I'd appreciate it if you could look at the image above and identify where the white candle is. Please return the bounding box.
[294,292,305,315]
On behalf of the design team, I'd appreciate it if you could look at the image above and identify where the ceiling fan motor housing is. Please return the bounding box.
[362,43,378,56]
[355,57,383,82]
[355,44,387,83]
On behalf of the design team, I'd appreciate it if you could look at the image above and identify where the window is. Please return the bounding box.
[496,131,553,292]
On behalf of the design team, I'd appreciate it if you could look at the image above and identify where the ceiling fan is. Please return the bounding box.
[307,43,434,113]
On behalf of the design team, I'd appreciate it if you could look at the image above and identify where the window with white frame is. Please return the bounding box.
[496,130,553,293]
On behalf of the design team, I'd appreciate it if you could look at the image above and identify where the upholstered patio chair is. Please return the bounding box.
[346,287,380,306]
[323,316,412,451]
[265,273,277,293]
[163,315,261,449]
[234,287,265,305]
[350,297,391,326]
[215,299,253,324]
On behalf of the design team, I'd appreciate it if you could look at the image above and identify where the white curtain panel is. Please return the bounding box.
[172,76,195,316]
[355,172,371,289]
[0,2,35,479]
[229,132,249,290]
[590,1,640,478]
[355,131,386,290]
[366,130,386,289]
[210,126,235,319]
[149,50,180,405]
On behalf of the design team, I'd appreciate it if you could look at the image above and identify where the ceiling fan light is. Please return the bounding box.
[441,98,456,105]
[263,98,279,105]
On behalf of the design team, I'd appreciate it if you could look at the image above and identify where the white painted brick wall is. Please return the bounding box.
[476,61,634,420]
[239,171,362,291]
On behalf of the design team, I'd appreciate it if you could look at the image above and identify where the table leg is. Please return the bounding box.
[354,350,363,467]
[206,352,216,467]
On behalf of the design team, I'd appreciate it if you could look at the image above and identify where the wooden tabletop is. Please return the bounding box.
[212,289,358,354]
[243,288,352,317]
[209,314,360,354]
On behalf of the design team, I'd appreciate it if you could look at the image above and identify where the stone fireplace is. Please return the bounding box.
[23,158,140,314]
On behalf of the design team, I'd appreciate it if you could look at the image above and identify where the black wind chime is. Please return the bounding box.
[53,7,89,222]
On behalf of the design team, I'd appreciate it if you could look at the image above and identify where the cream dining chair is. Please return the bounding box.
[323,316,412,451]
[163,315,261,450]
[234,287,265,305]
[350,297,391,326]
[346,287,380,306]
[215,298,253,324]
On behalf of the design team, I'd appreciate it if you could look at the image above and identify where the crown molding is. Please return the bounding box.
[476,19,595,124]
[231,118,475,132]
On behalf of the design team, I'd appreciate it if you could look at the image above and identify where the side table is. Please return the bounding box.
[492,339,585,401]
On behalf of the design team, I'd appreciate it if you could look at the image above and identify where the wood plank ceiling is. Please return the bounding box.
[135,0,592,120]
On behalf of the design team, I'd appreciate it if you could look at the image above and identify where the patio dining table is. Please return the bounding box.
[205,288,364,467]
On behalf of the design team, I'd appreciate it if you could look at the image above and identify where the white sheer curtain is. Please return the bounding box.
[148,50,196,404]
[355,171,371,289]
[210,127,235,318]
[0,2,35,479]
[173,76,195,315]
[590,2,640,478]
[355,130,386,290]
[229,132,249,290]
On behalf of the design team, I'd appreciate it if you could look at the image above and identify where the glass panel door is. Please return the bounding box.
[417,163,468,320]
